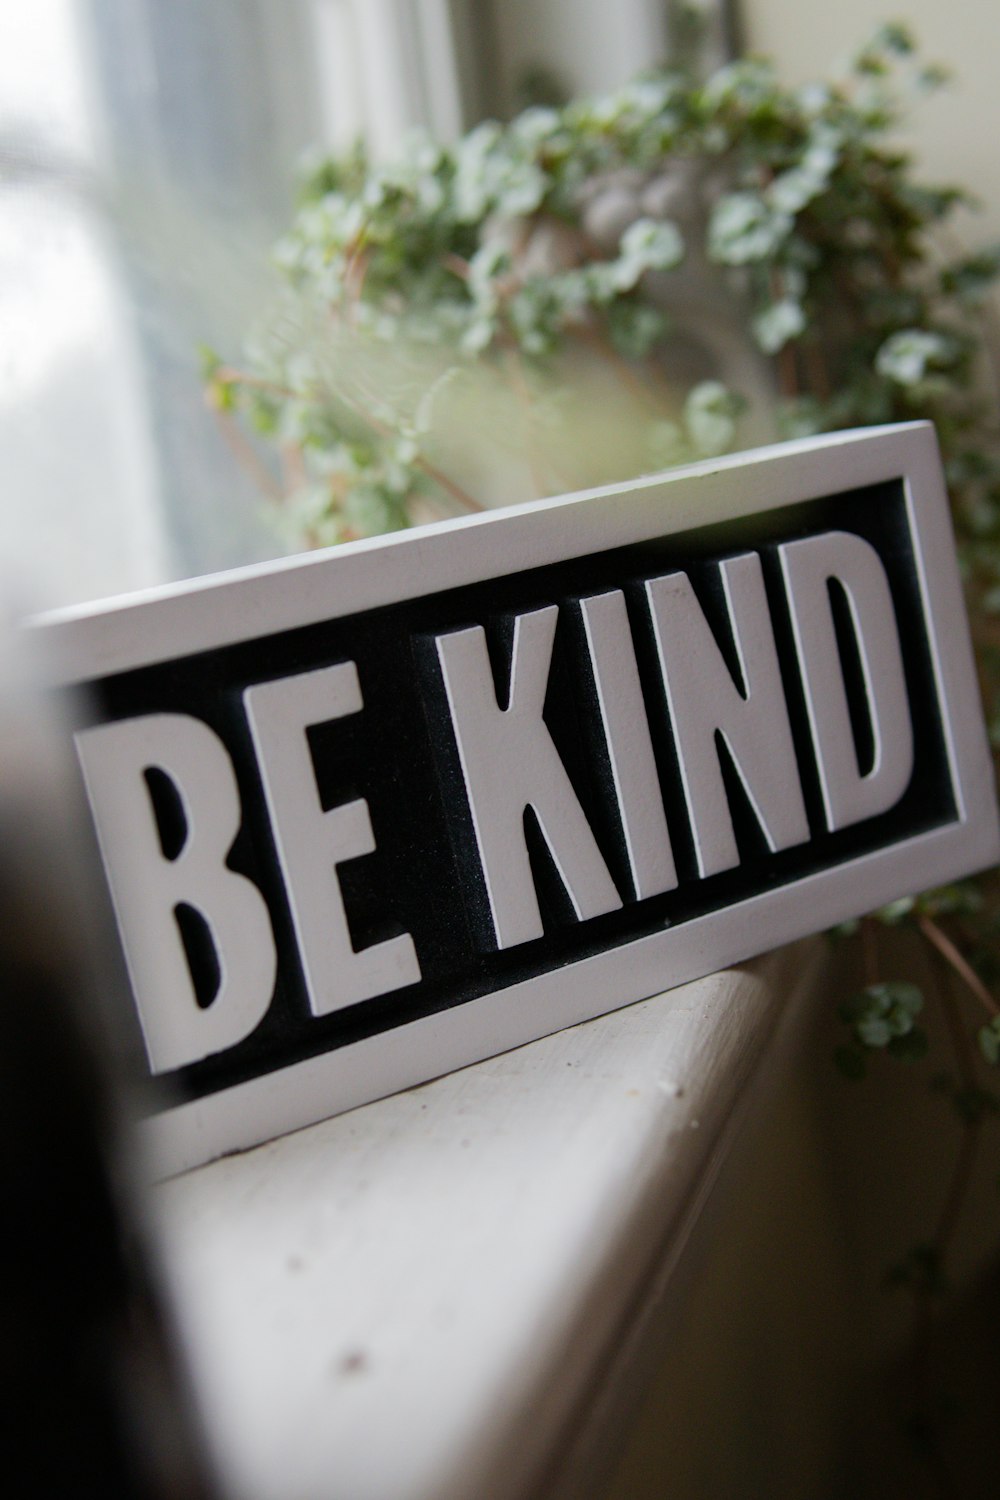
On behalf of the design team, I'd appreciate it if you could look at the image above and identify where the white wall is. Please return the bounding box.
[744,0,1000,241]
[489,0,1000,246]
[489,0,669,106]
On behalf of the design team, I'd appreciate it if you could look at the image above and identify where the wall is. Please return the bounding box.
[744,0,1000,241]
[604,933,1000,1499]
[490,0,1000,245]
[486,0,668,110]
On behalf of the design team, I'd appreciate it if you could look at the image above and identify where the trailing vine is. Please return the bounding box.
[206,24,1000,1457]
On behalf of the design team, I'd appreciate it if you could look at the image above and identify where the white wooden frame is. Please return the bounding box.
[36,422,999,1175]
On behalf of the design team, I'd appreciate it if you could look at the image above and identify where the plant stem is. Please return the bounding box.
[209,406,283,502]
[576,326,673,419]
[281,443,307,494]
[345,246,371,306]
[217,361,485,517]
[343,215,375,308]
[803,339,832,404]
[777,341,800,400]
[443,253,471,282]
[214,366,295,400]
[582,312,695,420]
[770,268,801,400]
[502,349,549,496]
[415,455,485,515]
[918,913,1000,1018]
[332,387,485,515]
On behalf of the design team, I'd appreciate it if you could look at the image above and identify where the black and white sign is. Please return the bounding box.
[38,422,1000,1173]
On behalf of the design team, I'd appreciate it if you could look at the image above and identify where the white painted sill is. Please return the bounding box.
[155,938,826,1500]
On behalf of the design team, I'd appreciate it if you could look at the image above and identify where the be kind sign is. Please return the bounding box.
[41,423,999,1173]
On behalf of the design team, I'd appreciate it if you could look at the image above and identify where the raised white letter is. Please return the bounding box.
[646,554,810,877]
[579,589,677,900]
[779,530,913,830]
[75,713,277,1073]
[435,606,622,949]
[244,663,421,1014]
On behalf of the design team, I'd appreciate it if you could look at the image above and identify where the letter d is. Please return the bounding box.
[779,530,913,831]
[76,713,277,1073]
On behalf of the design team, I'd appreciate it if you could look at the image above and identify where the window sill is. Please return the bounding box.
[155,938,826,1500]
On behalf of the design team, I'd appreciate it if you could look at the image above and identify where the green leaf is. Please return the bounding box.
[841,981,924,1052]
[645,418,686,470]
[207,376,236,414]
[940,245,1000,305]
[767,126,841,215]
[247,392,281,436]
[606,299,668,360]
[197,343,223,381]
[828,917,860,941]
[870,21,916,57]
[683,381,745,456]
[979,1017,1000,1067]
[875,329,962,386]
[877,896,915,925]
[917,882,984,918]
[708,192,793,265]
[753,298,806,354]
[452,121,548,223]
[618,216,685,274]
[858,1015,893,1048]
[915,63,951,93]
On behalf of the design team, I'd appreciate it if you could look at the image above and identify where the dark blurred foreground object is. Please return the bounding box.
[0,613,219,1498]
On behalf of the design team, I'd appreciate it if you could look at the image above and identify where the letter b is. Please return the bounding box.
[76,713,277,1073]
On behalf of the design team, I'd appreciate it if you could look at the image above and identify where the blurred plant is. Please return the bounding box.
[207,26,1000,1448]
[205,23,1000,548]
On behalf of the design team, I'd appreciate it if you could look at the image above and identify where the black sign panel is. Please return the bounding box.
[38,424,999,1172]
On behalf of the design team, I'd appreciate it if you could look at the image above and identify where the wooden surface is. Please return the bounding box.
[155,939,824,1500]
